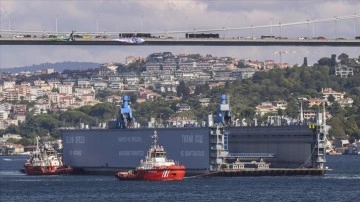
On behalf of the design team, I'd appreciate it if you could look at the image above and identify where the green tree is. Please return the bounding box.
[51,88,59,92]
[78,105,93,115]
[286,99,299,118]
[277,108,284,116]
[240,107,255,120]
[4,124,19,134]
[176,80,190,98]
[330,54,337,67]
[187,54,201,60]
[317,57,332,66]
[224,81,230,89]
[59,110,95,127]
[32,114,61,135]
[338,53,349,65]
[328,101,345,116]
[17,138,33,146]
[327,95,335,103]
[95,89,113,100]
[124,92,138,104]
[302,57,308,67]
[328,116,346,139]
[89,103,117,121]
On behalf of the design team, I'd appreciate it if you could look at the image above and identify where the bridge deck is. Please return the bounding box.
[1,38,359,46]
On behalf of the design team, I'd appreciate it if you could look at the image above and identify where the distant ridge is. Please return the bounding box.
[0,62,101,74]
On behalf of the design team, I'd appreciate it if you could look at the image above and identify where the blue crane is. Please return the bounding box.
[214,94,232,125]
[117,95,134,129]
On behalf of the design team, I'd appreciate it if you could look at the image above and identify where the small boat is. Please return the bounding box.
[115,130,186,181]
[24,137,72,175]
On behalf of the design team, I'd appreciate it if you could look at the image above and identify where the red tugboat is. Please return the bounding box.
[115,130,186,181]
[24,137,72,175]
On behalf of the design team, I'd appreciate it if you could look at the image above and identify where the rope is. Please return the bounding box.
[297,142,317,169]
[185,172,219,179]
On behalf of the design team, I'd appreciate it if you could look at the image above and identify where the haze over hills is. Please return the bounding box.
[0,62,101,74]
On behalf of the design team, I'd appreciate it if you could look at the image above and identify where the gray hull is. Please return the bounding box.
[61,125,315,174]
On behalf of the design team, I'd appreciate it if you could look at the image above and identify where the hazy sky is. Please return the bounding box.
[0,0,359,69]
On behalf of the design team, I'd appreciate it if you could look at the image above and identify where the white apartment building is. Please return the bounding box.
[92,81,108,90]
[29,86,44,101]
[126,76,139,85]
[48,80,61,89]
[3,81,15,90]
[33,79,46,87]
[74,87,95,99]
[33,104,48,115]
[212,63,227,70]
[58,84,73,95]
[0,103,12,113]
[178,62,195,71]
[322,88,345,100]
[48,92,60,104]
[20,81,31,87]
[109,82,123,89]
[0,111,9,120]
[77,80,92,88]
[145,63,161,72]
[335,64,354,78]
[194,62,211,71]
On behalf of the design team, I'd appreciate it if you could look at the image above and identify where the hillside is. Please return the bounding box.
[223,64,360,140]
[1,62,101,74]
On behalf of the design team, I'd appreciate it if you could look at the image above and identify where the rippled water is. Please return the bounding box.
[1,155,359,202]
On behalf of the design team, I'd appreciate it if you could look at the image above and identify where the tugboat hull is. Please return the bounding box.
[115,130,186,181]
[115,166,186,181]
[24,136,73,176]
[24,164,73,175]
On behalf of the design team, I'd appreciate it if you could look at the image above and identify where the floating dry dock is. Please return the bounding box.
[61,94,329,177]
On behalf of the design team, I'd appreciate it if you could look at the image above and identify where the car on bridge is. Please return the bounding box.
[275,37,288,39]
[13,34,25,38]
[95,35,107,39]
[261,35,275,39]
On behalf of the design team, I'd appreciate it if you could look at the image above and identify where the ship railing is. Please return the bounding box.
[228,153,275,160]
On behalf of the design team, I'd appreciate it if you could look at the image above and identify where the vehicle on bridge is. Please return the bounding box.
[119,33,152,38]
[261,35,275,39]
[185,33,220,39]
[113,37,145,44]
[13,34,25,38]
[48,31,75,42]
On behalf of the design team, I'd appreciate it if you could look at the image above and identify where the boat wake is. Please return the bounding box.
[324,175,360,180]
[0,171,25,176]
[2,158,27,161]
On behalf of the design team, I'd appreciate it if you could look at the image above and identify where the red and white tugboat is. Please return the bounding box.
[24,137,72,175]
[115,130,186,181]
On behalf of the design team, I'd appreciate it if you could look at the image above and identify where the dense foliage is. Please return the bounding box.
[1,103,118,145]
[223,61,360,141]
